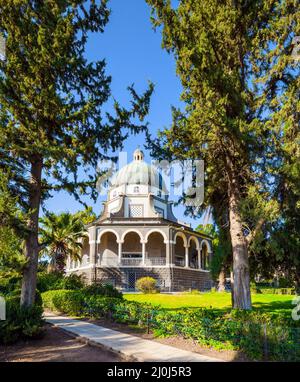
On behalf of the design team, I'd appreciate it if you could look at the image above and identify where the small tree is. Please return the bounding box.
[39,211,88,272]
[136,277,157,294]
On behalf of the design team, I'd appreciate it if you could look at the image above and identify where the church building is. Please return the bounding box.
[66,148,213,292]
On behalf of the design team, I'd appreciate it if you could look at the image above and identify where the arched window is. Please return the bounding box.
[145,231,166,266]
[174,234,186,267]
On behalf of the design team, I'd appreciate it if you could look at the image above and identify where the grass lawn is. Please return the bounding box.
[124,292,295,318]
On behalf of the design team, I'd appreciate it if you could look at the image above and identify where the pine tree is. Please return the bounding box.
[0,1,153,307]
[146,0,299,309]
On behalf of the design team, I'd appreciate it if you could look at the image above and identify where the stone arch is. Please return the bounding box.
[121,231,143,260]
[145,231,167,265]
[200,239,212,253]
[145,229,168,243]
[200,240,211,270]
[97,230,119,266]
[188,236,199,269]
[188,236,200,250]
[81,236,90,265]
[174,231,187,267]
[98,229,120,243]
[174,231,188,247]
[121,229,143,243]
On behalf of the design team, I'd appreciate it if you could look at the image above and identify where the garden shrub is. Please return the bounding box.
[42,289,85,316]
[58,274,84,290]
[136,277,158,294]
[82,283,123,299]
[0,275,21,295]
[249,282,295,295]
[5,288,43,307]
[42,289,300,361]
[256,287,295,295]
[37,272,84,292]
[36,272,63,292]
[0,296,44,344]
[250,281,260,294]
[278,277,293,288]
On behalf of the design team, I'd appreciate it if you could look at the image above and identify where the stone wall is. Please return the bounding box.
[66,267,93,284]
[171,267,213,291]
[95,267,172,292]
[67,265,213,292]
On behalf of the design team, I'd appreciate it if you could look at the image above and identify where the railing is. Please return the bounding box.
[121,257,166,266]
[121,258,143,266]
[96,255,167,267]
[174,258,185,267]
[145,257,166,266]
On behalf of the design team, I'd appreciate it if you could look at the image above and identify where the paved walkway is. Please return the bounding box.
[45,312,222,362]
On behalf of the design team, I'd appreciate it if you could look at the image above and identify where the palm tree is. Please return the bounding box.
[39,212,88,272]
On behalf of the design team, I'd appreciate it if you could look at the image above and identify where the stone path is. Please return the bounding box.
[45,312,223,362]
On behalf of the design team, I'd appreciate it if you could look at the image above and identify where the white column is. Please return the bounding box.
[142,241,146,265]
[185,245,189,268]
[118,241,122,265]
[165,242,170,266]
[88,227,97,267]
[198,249,201,269]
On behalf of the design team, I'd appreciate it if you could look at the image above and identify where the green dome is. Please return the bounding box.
[110,152,166,191]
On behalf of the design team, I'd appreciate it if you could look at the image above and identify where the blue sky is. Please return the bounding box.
[45,0,206,229]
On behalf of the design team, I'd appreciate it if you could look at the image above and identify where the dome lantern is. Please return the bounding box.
[133,147,144,161]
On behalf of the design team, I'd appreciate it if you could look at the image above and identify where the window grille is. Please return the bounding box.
[129,204,143,217]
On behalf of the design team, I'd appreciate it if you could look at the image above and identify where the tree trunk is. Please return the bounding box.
[229,184,252,310]
[20,157,42,308]
[218,266,226,292]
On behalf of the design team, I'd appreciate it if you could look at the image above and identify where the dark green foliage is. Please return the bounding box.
[254,288,296,296]
[145,0,300,305]
[0,0,153,307]
[196,223,231,281]
[37,272,84,292]
[250,281,296,295]
[0,275,21,295]
[81,283,123,299]
[0,296,44,344]
[36,272,63,293]
[5,288,43,307]
[42,289,299,361]
[58,274,84,291]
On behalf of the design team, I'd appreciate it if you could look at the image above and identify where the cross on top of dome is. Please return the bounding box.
[133,146,144,161]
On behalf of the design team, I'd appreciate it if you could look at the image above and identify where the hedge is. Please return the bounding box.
[256,288,296,295]
[42,290,85,316]
[0,295,44,344]
[42,290,300,361]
